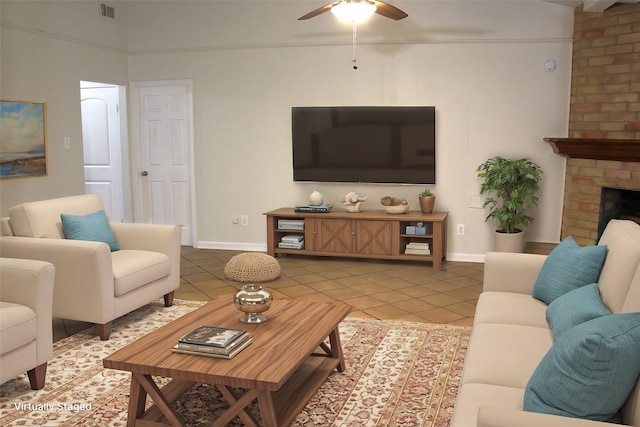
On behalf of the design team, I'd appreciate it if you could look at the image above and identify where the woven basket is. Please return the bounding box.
[224,253,281,283]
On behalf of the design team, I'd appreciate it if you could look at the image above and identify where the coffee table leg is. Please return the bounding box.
[329,327,346,372]
[257,391,278,427]
[213,385,258,427]
[134,373,186,426]
[127,374,147,427]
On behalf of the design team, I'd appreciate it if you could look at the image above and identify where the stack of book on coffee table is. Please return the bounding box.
[172,325,251,359]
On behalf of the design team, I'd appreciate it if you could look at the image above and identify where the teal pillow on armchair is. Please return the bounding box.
[60,210,119,251]
[532,236,607,304]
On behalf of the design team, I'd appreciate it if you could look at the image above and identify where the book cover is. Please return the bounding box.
[172,338,252,359]
[178,325,246,348]
[175,335,251,355]
[281,234,304,242]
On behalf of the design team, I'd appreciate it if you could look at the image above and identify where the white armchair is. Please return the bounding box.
[0,194,181,340]
[0,258,55,389]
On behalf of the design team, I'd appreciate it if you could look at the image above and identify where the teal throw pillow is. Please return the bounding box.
[524,313,640,421]
[60,210,119,251]
[532,236,607,304]
[546,283,611,340]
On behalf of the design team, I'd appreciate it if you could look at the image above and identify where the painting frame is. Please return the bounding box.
[0,99,48,179]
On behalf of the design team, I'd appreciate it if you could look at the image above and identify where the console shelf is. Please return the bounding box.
[264,208,448,271]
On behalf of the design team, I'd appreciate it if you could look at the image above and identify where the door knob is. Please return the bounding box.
[141,171,149,176]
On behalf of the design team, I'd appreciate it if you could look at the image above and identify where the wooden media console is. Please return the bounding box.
[265,208,448,271]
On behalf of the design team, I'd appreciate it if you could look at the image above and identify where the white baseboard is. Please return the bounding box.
[195,241,487,264]
[446,252,486,263]
[196,241,268,252]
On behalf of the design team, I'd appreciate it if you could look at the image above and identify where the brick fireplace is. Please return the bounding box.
[546,138,640,246]
[548,4,640,246]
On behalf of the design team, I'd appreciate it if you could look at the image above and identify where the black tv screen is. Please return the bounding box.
[292,106,435,184]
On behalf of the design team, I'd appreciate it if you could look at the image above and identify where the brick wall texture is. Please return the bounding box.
[561,3,640,245]
[570,3,640,140]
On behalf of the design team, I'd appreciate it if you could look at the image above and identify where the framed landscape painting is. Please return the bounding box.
[0,100,48,179]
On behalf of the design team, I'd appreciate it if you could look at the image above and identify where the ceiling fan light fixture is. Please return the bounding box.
[331,0,376,23]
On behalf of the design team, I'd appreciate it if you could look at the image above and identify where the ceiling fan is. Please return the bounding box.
[298,1,408,69]
[298,0,408,22]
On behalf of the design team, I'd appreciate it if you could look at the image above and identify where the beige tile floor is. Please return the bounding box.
[53,248,483,341]
[178,247,484,325]
[53,243,554,341]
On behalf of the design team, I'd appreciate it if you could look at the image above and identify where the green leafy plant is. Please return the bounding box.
[476,156,543,234]
[419,188,434,197]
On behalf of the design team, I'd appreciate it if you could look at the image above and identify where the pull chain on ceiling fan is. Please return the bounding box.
[298,0,408,69]
[351,23,359,69]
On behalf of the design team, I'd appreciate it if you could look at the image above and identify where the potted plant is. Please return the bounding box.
[476,156,543,252]
[418,188,436,214]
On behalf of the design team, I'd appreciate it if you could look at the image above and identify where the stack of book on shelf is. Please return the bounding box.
[405,241,430,255]
[278,234,304,249]
[172,325,251,359]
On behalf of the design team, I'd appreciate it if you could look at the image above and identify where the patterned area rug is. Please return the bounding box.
[0,299,470,426]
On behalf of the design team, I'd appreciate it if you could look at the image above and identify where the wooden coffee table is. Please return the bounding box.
[103,298,351,427]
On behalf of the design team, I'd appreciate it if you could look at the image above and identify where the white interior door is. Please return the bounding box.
[130,80,195,246]
[81,82,124,223]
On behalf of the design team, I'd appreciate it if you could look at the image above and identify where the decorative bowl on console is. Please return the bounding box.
[380,196,409,214]
[384,204,410,214]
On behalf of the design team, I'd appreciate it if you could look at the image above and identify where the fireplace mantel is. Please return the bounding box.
[544,138,640,162]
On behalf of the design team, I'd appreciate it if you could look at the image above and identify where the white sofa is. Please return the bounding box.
[0,194,181,340]
[0,258,55,390]
[451,219,640,426]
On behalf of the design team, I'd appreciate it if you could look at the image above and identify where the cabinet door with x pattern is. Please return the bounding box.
[309,218,353,254]
[353,220,397,256]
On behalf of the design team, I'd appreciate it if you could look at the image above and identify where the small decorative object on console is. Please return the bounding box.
[418,188,436,214]
[380,196,409,214]
[309,190,325,206]
[234,284,273,323]
[343,191,366,212]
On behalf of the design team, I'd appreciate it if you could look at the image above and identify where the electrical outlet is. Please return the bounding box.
[232,216,239,224]
[457,224,465,235]
[240,215,248,226]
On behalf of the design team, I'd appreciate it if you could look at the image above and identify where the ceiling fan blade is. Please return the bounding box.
[298,2,340,20]
[372,1,408,20]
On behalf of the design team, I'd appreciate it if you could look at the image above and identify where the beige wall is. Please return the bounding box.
[0,1,129,211]
[1,1,574,259]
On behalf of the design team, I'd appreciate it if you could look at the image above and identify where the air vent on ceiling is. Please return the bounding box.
[100,2,116,20]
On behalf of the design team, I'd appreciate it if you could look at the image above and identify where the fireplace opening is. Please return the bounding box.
[598,188,640,241]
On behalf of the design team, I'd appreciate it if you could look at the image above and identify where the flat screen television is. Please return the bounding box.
[292,106,436,184]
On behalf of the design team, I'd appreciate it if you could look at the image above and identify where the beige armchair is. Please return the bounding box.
[0,194,181,340]
[0,258,55,390]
